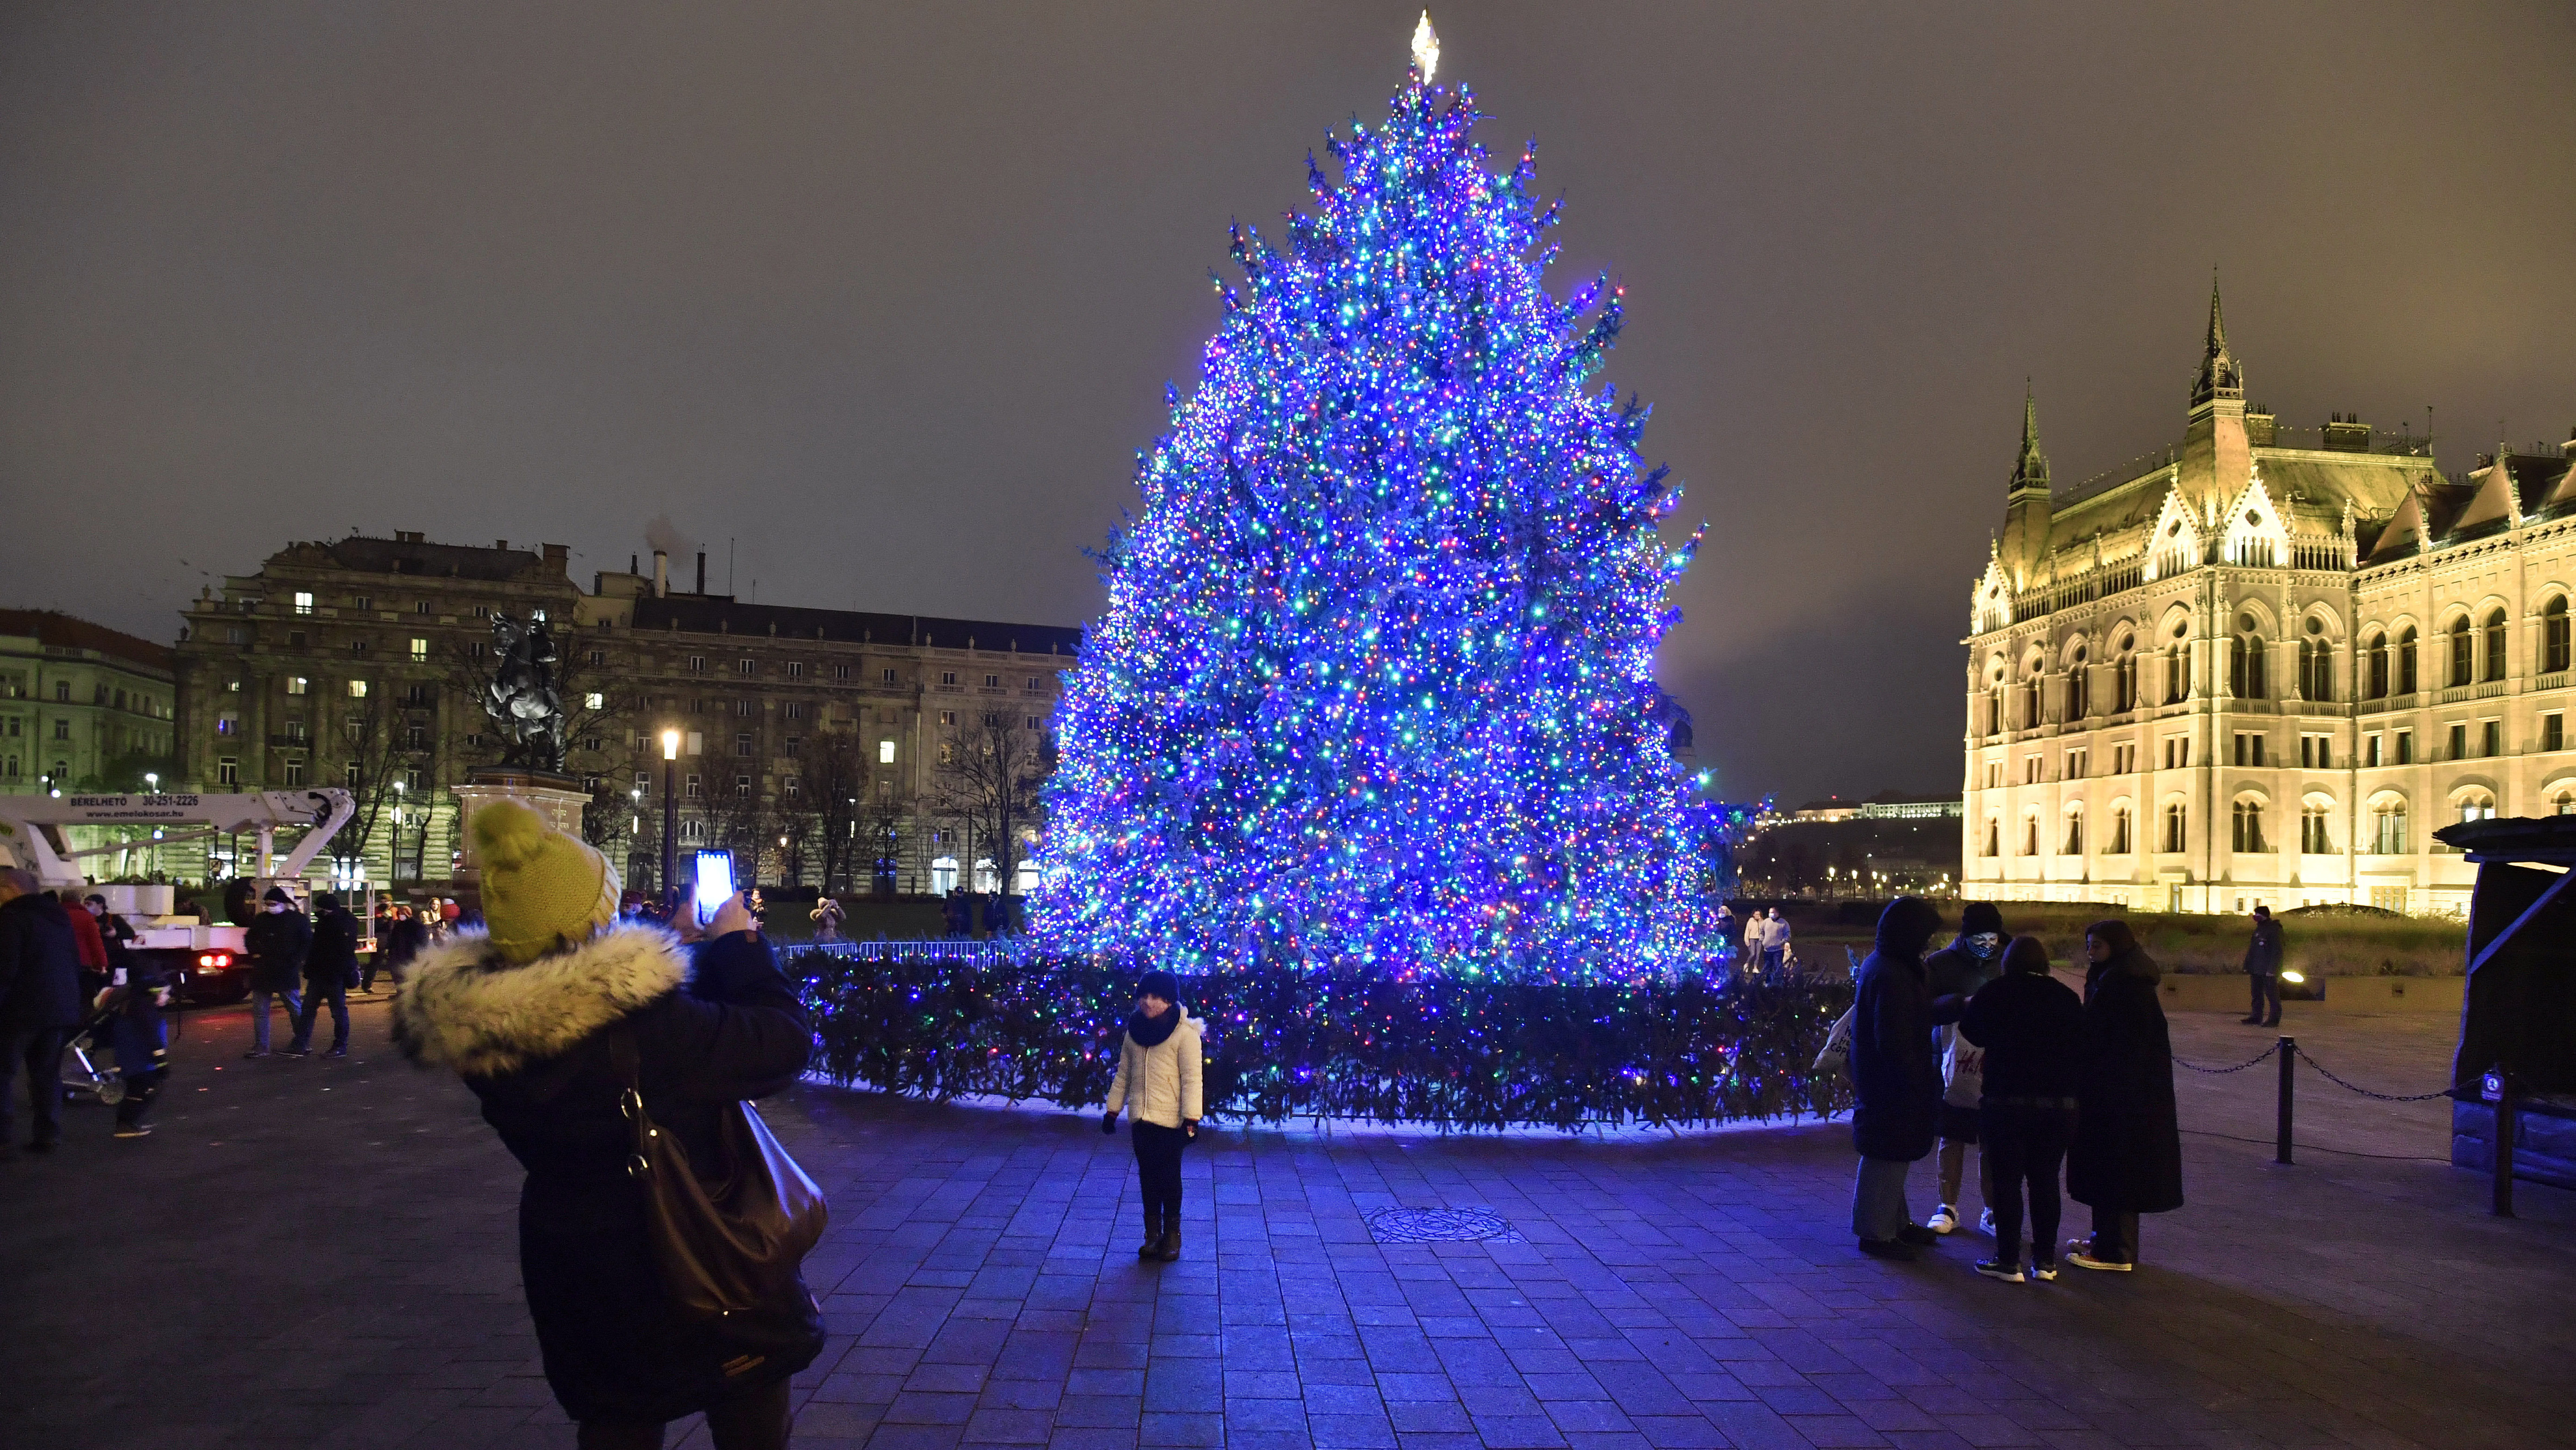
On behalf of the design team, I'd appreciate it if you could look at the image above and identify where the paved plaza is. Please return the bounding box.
[4,993,2571,1450]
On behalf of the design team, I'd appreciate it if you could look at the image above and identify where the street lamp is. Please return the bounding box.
[660,728,682,908]
[144,772,158,793]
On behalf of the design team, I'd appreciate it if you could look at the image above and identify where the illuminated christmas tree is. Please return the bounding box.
[1034,17,1716,981]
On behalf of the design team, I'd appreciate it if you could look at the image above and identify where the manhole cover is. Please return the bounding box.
[1364,1207,1523,1244]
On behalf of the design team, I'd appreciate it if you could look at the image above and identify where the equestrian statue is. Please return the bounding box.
[482,609,567,773]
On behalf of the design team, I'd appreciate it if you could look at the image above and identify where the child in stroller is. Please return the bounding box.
[62,955,173,1138]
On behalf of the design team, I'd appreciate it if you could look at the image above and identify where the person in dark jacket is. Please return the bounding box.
[1921,900,2006,1237]
[0,868,86,1153]
[2240,904,2284,1026]
[287,892,362,1057]
[2065,919,2184,1271]
[392,800,817,1449]
[1959,936,2087,1283]
[243,887,310,1058]
[1847,895,1961,1260]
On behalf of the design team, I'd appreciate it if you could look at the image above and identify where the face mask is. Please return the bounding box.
[1969,932,2002,956]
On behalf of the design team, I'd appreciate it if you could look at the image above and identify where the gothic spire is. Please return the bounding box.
[2190,269,2243,408]
[2009,380,2049,494]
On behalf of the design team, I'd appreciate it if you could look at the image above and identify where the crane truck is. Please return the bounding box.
[0,789,358,1003]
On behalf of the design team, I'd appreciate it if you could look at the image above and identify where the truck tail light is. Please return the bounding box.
[196,952,232,969]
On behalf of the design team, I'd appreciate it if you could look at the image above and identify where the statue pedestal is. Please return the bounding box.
[452,769,592,912]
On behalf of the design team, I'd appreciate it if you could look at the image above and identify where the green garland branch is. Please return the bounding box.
[792,951,1854,1132]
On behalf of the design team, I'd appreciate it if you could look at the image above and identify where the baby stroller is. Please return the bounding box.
[60,1000,129,1106]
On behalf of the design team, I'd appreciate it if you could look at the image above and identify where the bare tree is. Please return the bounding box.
[804,729,868,892]
[325,682,408,884]
[928,709,1049,898]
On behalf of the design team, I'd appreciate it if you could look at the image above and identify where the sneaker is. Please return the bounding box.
[2029,1259,2060,1281]
[1857,1237,1918,1262]
[1925,1204,1959,1234]
[326,1045,348,1058]
[113,1124,152,1139]
[1973,1258,2024,1283]
[281,1046,313,1058]
[1897,1223,1940,1247]
[243,1050,272,1059]
[1977,1207,1996,1236]
[2066,1251,2134,1273]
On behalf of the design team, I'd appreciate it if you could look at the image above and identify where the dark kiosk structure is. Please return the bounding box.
[2435,815,2576,1200]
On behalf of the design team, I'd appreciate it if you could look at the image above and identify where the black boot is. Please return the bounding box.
[1138,1202,1162,1258]
[1155,1206,1181,1262]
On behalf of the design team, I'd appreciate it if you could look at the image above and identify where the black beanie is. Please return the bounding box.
[1961,902,2005,937]
[262,886,294,905]
[1135,969,1182,1004]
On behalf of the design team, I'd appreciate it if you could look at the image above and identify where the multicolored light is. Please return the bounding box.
[1032,61,1716,983]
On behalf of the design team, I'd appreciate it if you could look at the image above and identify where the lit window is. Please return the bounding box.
[287,677,309,696]
[584,692,604,710]
[410,638,428,661]
[879,740,896,764]
[347,680,368,698]
[293,592,313,615]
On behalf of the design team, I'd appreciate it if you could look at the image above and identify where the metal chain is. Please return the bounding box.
[2291,1044,2452,1102]
[2171,1042,2283,1074]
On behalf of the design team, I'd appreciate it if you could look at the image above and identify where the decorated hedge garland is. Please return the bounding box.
[794,951,1852,1132]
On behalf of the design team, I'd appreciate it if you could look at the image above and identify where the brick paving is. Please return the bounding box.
[4,993,2572,1450]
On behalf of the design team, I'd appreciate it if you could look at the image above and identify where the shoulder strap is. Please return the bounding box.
[607,1020,642,1092]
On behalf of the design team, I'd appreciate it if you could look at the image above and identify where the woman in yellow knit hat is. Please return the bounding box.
[392,800,818,1449]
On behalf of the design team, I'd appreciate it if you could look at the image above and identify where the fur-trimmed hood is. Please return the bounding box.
[392,923,687,1077]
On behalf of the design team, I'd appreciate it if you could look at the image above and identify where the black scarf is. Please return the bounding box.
[1125,1004,1179,1048]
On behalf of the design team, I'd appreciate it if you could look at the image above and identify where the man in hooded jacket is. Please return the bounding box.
[1847,895,1962,1260]
[1922,901,2006,1235]
[0,868,85,1153]
[243,887,311,1058]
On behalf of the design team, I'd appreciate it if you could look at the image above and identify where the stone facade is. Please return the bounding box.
[173,533,1077,895]
[1960,285,2576,916]
[0,610,177,795]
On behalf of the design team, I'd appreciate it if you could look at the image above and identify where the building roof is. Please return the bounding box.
[265,533,564,584]
[630,596,1082,656]
[0,609,176,673]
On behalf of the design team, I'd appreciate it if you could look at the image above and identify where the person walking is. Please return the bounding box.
[1765,909,1794,974]
[392,800,819,1450]
[2065,919,2184,1271]
[0,868,85,1155]
[1922,903,2007,1237]
[243,887,310,1058]
[2240,904,2284,1027]
[286,891,361,1058]
[1740,909,1770,974]
[1102,968,1203,1262]
[1959,936,2086,1283]
[1847,895,1957,1261]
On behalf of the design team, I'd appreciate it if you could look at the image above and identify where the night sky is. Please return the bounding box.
[4,2,2571,804]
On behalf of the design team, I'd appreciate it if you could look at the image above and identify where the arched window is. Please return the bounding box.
[2110,806,2131,854]
[2370,800,2409,855]
[2162,802,2188,853]
[930,855,960,894]
[2484,608,2509,682]
[2448,616,2474,688]
[2113,637,2138,713]
[2024,814,2040,856]
[2166,620,2190,703]
[2301,801,2331,854]
[2397,626,2419,694]
[2546,597,2571,676]
[2231,800,2267,853]
[2298,618,2334,701]
[1983,817,2000,857]
[2228,614,2267,699]
[2363,631,2388,699]
[2064,808,2084,856]
[2554,788,2575,818]
[2064,645,2090,720]
[2456,792,2497,825]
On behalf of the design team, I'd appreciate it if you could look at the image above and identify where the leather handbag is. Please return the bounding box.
[611,1028,829,1375]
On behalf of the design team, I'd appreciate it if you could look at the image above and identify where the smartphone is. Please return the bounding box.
[691,850,737,926]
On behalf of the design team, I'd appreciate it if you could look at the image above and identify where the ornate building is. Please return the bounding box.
[1961,285,2576,915]
[0,610,176,793]
[174,533,1076,896]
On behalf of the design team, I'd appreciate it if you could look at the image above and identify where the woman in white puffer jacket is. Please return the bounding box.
[1102,968,1202,1261]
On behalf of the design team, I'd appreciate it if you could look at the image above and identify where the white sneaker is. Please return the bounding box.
[1925,1205,1959,1235]
[1978,1207,1996,1237]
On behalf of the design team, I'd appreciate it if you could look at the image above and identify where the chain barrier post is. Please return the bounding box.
[2275,1036,2295,1165]
[2491,1067,2516,1219]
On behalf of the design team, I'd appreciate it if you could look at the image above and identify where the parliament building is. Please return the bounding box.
[1960,286,2576,916]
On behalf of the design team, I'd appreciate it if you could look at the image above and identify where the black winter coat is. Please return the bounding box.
[2242,918,2283,977]
[392,924,818,1424]
[1959,971,2086,1101]
[0,891,86,1030]
[245,909,312,993]
[1848,898,1957,1162]
[2066,949,2185,1213]
[305,905,362,987]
